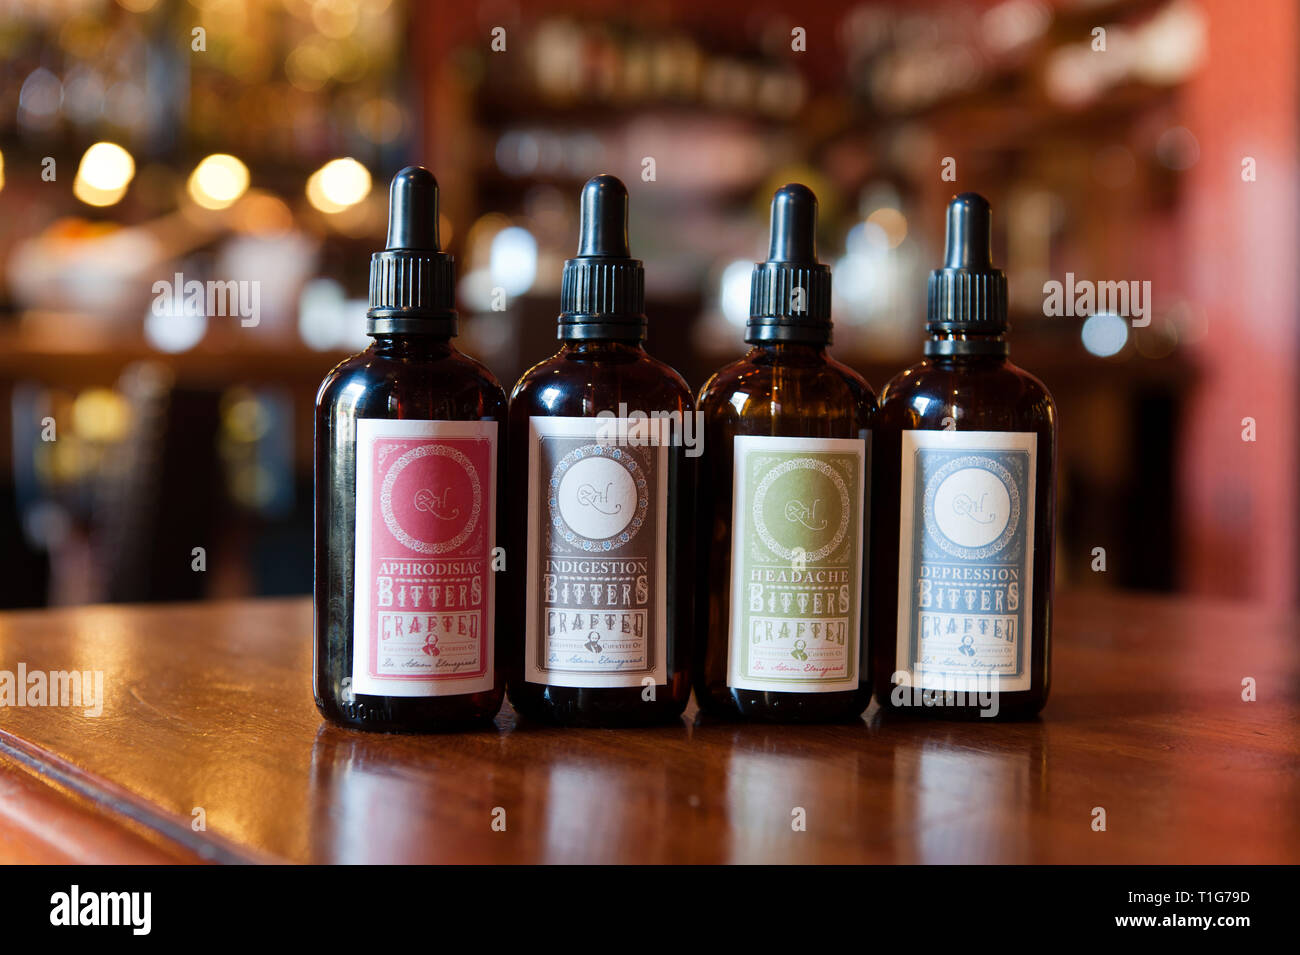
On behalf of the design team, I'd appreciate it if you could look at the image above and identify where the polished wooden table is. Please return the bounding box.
[0,592,1296,864]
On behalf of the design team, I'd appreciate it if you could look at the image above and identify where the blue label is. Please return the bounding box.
[896,431,1037,692]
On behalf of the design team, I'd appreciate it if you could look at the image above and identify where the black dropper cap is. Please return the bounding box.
[366,166,457,337]
[925,192,1008,356]
[558,174,645,341]
[747,183,832,345]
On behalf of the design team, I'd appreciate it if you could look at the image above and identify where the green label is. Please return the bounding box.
[727,435,867,693]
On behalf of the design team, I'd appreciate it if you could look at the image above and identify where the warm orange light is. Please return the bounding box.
[306,158,372,214]
[187,154,250,210]
[74,142,135,207]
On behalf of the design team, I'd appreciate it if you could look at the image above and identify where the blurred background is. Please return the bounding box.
[0,0,1292,609]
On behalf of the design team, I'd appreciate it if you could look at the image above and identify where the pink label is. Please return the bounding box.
[352,419,497,698]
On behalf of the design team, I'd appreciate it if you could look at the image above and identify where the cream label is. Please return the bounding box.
[524,416,669,688]
[727,435,866,693]
[896,430,1036,693]
[352,419,497,697]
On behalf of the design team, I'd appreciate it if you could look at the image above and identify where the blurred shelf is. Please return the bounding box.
[0,325,349,389]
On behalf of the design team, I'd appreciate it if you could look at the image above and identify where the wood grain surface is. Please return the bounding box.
[0,592,1296,863]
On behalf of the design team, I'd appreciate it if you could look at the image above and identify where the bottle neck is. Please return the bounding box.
[748,341,827,363]
[557,322,645,345]
[559,338,645,356]
[924,330,1009,359]
[744,321,831,348]
[370,334,456,360]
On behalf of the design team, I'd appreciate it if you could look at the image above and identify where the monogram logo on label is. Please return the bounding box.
[922,454,1020,560]
[548,444,647,552]
[380,444,481,555]
[753,457,851,562]
[576,481,622,516]
[414,487,460,520]
[952,492,996,525]
[784,498,828,530]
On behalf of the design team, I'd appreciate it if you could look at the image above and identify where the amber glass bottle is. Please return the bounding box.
[696,184,875,722]
[315,167,507,732]
[506,174,695,727]
[871,193,1057,719]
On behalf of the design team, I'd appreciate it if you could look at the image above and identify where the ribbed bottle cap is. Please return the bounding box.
[747,184,832,345]
[558,175,646,341]
[926,192,1008,337]
[366,166,457,337]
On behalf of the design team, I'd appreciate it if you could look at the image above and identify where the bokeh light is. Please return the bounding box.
[187,154,251,210]
[719,259,753,327]
[489,226,539,296]
[306,158,372,213]
[1081,312,1129,358]
[866,207,908,249]
[73,141,135,206]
